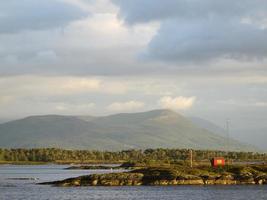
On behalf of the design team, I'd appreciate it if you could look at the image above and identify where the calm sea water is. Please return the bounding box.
[0,165,266,200]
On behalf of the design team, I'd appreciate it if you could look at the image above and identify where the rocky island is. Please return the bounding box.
[41,164,267,186]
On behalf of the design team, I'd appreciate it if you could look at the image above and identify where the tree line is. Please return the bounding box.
[0,148,266,163]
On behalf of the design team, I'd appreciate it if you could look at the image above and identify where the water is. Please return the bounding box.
[0,165,266,200]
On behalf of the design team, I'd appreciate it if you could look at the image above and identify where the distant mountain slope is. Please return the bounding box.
[0,109,257,151]
[190,117,227,137]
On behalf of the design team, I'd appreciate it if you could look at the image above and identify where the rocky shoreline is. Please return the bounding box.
[65,165,123,170]
[41,165,267,186]
[64,162,144,170]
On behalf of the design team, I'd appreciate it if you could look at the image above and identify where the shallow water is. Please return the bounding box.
[0,165,266,200]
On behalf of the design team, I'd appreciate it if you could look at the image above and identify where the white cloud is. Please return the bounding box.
[159,96,195,110]
[0,96,14,106]
[0,75,128,98]
[254,102,267,107]
[55,102,95,114]
[107,100,144,112]
[99,81,128,94]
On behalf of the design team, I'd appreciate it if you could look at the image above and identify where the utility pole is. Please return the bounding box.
[189,149,193,168]
[226,119,230,165]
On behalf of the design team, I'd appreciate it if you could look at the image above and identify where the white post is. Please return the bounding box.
[190,149,193,168]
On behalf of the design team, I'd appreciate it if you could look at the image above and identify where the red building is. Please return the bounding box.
[210,157,225,167]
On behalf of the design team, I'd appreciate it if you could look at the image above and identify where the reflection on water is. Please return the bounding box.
[0,165,266,200]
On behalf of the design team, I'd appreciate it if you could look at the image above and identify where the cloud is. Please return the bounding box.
[145,20,267,63]
[218,99,267,108]
[34,50,58,64]
[1,0,267,77]
[113,0,267,63]
[100,81,128,94]
[4,55,19,65]
[107,100,144,112]
[55,102,95,113]
[254,102,267,107]
[0,0,88,34]
[113,0,267,24]
[0,96,14,106]
[0,76,128,99]
[159,96,195,110]
[0,7,159,76]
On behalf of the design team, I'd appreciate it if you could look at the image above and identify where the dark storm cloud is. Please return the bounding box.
[113,0,267,63]
[0,0,88,34]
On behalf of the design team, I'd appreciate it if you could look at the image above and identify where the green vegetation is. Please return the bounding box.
[0,148,266,164]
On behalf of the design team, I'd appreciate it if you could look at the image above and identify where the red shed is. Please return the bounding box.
[210,157,225,167]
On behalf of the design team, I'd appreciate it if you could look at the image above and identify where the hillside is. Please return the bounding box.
[190,117,227,137]
[0,109,257,151]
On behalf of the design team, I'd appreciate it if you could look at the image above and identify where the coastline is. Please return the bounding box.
[0,161,123,165]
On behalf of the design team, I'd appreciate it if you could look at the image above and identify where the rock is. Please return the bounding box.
[73,180,80,186]
[40,165,267,187]
[176,175,204,185]
[91,180,98,186]
[214,174,237,185]
[236,172,255,184]
[255,175,267,185]
[201,175,216,185]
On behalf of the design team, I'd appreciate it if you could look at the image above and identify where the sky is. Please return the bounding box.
[0,0,267,149]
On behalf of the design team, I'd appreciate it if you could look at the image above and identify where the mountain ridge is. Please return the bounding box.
[0,109,258,151]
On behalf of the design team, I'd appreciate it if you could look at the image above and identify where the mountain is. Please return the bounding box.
[0,109,257,151]
[190,117,227,137]
[230,128,267,152]
[189,117,265,151]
